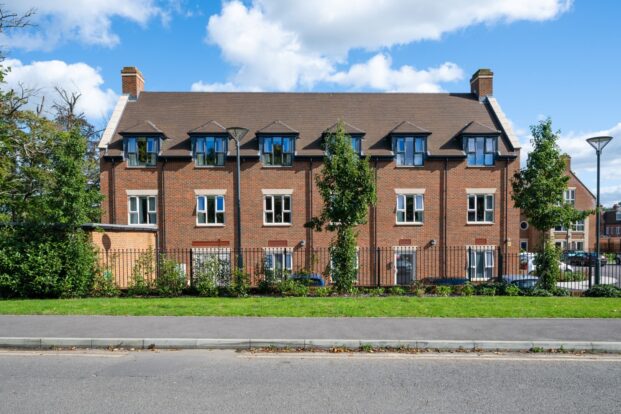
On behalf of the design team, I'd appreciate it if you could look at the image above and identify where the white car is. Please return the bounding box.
[519,252,574,275]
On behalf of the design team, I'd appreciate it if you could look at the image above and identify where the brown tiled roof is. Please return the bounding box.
[119,120,164,135]
[390,121,430,135]
[460,120,500,135]
[257,120,298,134]
[104,92,518,158]
[187,120,227,134]
[324,121,365,135]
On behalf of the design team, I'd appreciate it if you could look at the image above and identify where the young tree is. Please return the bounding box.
[512,118,590,290]
[306,122,376,292]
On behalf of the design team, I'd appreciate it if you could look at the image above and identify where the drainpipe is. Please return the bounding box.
[443,158,448,278]
[159,158,167,250]
[110,159,116,223]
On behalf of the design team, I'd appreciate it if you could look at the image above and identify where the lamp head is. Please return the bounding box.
[586,136,613,152]
[226,127,249,142]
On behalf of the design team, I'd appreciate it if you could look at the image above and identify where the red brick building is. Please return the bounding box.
[98,67,521,284]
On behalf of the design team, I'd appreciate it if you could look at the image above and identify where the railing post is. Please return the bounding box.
[497,246,504,283]
[376,247,381,288]
[468,246,472,282]
[588,262,592,290]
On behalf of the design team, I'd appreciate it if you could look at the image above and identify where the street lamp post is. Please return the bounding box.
[586,135,613,285]
[227,127,249,271]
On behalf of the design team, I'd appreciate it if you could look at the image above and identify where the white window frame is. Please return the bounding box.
[264,194,292,225]
[467,246,495,281]
[393,246,417,285]
[396,193,424,224]
[192,248,232,287]
[467,194,494,224]
[572,219,585,232]
[128,195,157,225]
[196,194,225,226]
[564,188,576,205]
[263,248,293,276]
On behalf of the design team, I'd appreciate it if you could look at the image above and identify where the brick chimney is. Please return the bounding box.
[121,66,144,98]
[470,68,493,99]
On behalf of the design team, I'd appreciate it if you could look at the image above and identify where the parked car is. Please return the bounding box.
[519,252,573,274]
[563,251,607,267]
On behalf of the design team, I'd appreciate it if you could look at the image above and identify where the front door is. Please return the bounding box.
[395,251,416,285]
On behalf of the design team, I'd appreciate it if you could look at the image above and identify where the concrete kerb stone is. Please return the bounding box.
[2,338,621,353]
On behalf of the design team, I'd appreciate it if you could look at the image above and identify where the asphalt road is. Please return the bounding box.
[1,350,620,413]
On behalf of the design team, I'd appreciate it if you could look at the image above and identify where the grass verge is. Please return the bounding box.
[0,296,620,317]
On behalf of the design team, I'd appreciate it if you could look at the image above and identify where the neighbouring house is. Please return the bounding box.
[519,155,596,252]
[601,204,621,252]
[97,66,521,285]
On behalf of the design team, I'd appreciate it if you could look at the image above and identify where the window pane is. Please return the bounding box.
[149,212,157,225]
[207,197,215,223]
[467,154,476,165]
[397,195,404,210]
[283,137,292,153]
[415,211,423,222]
[147,138,155,153]
[196,138,205,153]
[397,211,405,222]
[127,138,137,153]
[413,153,423,166]
[468,211,475,222]
[476,251,485,278]
[140,197,148,223]
[467,138,475,153]
[485,138,495,153]
[486,250,494,267]
[415,138,424,153]
[396,153,404,166]
[283,212,291,223]
[405,138,414,165]
[415,195,424,210]
[216,196,224,212]
[484,153,494,165]
[283,153,292,166]
[485,195,494,210]
[396,138,405,152]
[215,138,225,152]
[216,212,224,224]
[263,138,272,153]
[130,197,137,212]
[283,196,290,211]
[266,212,273,223]
[485,211,494,222]
[265,196,272,211]
[274,197,283,221]
[285,252,292,270]
[468,195,475,210]
[130,212,138,224]
[263,153,272,165]
[406,196,414,222]
[475,138,485,165]
[198,212,206,224]
[148,197,156,211]
[476,196,485,221]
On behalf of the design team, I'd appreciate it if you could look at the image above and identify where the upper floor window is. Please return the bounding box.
[264,194,291,225]
[126,136,158,167]
[350,136,362,154]
[396,194,424,224]
[466,137,496,166]
[572,219,584,232]
[197,195,225,225]
[467,194,494,223]
[262,136,294,166]
[129,195,156,225]
[195,137,227,167]
[395,137,426,166]
[564,189,575,205]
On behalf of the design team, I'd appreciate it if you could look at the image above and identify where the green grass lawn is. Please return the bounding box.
[1,296,620,317]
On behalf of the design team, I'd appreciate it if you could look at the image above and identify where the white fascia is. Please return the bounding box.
[485,96,521,150]
[98,94,130,150]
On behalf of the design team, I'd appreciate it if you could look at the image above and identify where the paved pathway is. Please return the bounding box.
[2,315,620,341]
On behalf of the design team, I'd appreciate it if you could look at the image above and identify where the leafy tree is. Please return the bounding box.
[512,118,590,289]
[306,121,376,292]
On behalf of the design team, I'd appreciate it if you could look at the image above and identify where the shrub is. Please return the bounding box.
[277,279,309,297]
[552,287,570,297]
[504,284,521,297]
[523,288,553,297]
[193,255,230,297]
[477,286,496,296]
[387,286,406,295]
[558,271,586,282]
[91,268,120,297]
[313,286,332,297]
[535,241,561,291]
[227,269,250,297]
[584,285,621,298]
[435,285,451,297]
[127,248,156,296]
[461,283,475,297]
[156,256,186,297]
[367,287,385,297]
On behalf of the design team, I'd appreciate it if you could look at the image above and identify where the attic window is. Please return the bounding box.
[262,136,294,166]
[194,136,227,166]
[395,137,426,166]
[466,137,496,166]
[126,136,158,167]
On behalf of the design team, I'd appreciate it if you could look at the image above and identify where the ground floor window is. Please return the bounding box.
[394,248,416,285]
[264,249,293,279]
[555,240,567,250]
[192,248,231,286]
[570,240,585,251]
[467,248,494,280]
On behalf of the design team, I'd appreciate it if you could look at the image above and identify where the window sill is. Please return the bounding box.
[261,165,294,169]
[196,224,225,228]
[263,223,292,227]
[465,165,495,169]
[194,165,226,169]
[395,222,423,226]
[127,224,157,228]
[395,165,425,168]
[466,222,494,225]
[126,165,157,169]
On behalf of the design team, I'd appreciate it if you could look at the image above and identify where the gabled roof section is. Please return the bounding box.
[460,120,501,135]
[485,96,521,149]
[390,121,431,135]
[257,120,298,134]
[98,95,129,149]
[324,121,365,135]
[187,120,227,135]
[120,120,164,136]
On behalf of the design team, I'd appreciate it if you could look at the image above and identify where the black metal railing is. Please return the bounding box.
[96,246,621,292]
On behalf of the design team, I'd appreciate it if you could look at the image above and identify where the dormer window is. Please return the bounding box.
[194,136,227,167]
[395,137,426,166]
[466,137,496,166]
[350,136,362,155]
[262,136,294,166]
[126,136,158,167]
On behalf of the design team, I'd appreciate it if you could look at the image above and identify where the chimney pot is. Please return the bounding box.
[121,66,144,98]
[470,68,493,99]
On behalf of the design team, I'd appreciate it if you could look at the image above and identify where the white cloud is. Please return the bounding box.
[1,0,164,50]
[329,54,463,92]
[519,121,621,206]
[198,0,571,91]
[3,58,118,120]
[190,81,258,92]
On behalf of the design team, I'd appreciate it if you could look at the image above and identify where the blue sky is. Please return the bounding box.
[2,0,620,205]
